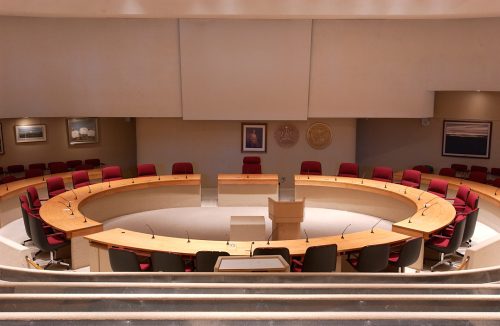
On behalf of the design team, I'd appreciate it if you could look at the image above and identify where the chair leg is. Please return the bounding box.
[430,253,447,272]
[44,251,70,270]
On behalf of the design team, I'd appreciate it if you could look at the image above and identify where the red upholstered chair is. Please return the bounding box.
[84,158,101,168]
[137,163,157,177]
[7,165,24,174]
[300,161,322,175]
[66,160,83,170]
[0,175,18,184]
[426,179,449,198]
[412,165,432,174]
[388,237,423,273]
[74,164,93,171]
[26,186,47,210]
[46,177,67,198]
[451,164,468,178]
[25,168,44,179]
[447,185,470,209]
[102,166,123,182]
[338,162,359,178]
[468,171,487,184]
[491,168,500,177]
[456,192,479,215]
[492,178,500,188]
[371,166,393,183]
[400,169,421,189]
[172,162,194,175]
[439,168,456,178]
[28,163,46,171]
[72,171,90,189]
[48,162,68,174]
[425,215,466,271]
[470,165,488,174]
[242,156,262,174]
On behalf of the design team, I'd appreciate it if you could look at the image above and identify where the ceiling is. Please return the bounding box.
[2,0,500,19]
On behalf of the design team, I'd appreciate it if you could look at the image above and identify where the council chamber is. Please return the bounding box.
[1,1,500,324]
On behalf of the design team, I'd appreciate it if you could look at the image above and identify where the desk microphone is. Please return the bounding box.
[335,177,337,182]
[226,234,229,245]
[495,188,499,196]
[186,230,190,243]
[361,172,366,184]
[82,214,87,223]
[61,198,71,208]
[146,224,155,239]
[71,190,78,200]
[424,197,437,208]
[88,185,92,194]
[267,227,277,245]
[5,184,8,191]
[418,191,425,201]
[67,206,74,216]
[158,175,161,181]
[304,229,309,243]
[404,187,408,194]
[108,181,111,188]
[370,218,383,233]
[421,202,438,216]
[384,183,388,189]
[341,224,351,239]
[132,178,135,184]
[249,241,255,257]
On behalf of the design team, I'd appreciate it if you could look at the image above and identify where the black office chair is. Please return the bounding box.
[425,216,466,272]
[388,237,423,273]
[151,252,186,272]
[253,247,291,265]
[461,208,479,247]
[28,210,70,270]
[19,195,33,245]
[347,243,390,272]
[293,244,337,272]
[195,251,229,272]
[109,248,151,272]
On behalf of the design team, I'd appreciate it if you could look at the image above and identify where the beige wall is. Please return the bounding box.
[356,91,500,174]
[0,118,137,176]
[136,118,356,187]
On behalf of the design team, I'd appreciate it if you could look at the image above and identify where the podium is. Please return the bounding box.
[268,197,304,240]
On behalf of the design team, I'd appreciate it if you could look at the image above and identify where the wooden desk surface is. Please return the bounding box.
[295,175,456,239]
[85,227,410,256]
[39,174,201,237]
[0,169,102,199]
[218,174,279,185]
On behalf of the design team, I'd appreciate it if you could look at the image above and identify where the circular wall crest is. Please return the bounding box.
[274,123,299,148]
[306,122,332,150]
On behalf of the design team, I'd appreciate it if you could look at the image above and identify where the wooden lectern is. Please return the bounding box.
[268,197,304,240]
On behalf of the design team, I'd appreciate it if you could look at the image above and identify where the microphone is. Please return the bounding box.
[186,230,190,243]
[370,218,383,233]
[5,184,8,191]
[361,172,366,184]
[304,229,309,243]
[421,202,438,216]
[145,224,155,239]
[132,178,135,184]
[67,206,74,216]
[88,185,92,194]
[384,183,388,189]
[267,227,277,245]
[249,241,255,257]
[61,198,71,208]
[495,188,498,196]
[71,189,77,200]
[334,177,337,182]
[108,181,111,188]
[307,169,310,180]
[158,175,161,181]
[424,197,437,208]
[404,187,408,194]
[226,234,229,245]
[418,191,425,200]
[341,224,351,239]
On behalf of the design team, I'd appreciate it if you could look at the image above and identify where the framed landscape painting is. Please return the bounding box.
[67,118,98,145]
[442,120,492,159]
[241,123,267,152]
[14,124,47,143]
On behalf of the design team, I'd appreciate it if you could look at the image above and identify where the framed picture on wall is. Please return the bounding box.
[242,123,267,152]
[442,120,492,159]
[67,118,99,145]
[14,124,47,143]
[0,123,4,154]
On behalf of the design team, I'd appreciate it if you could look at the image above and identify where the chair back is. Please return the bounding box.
[26,186,41,209]
[300,161,322,175]
[462,208,479,243]
[27,210,60,253]
[29,163,46,171]
[454,185,470,207]
[356,243,390,272]
[427,179,448,198]
[468,171,487,184]
[338,162,359,178]
[72,170,90,189]
[445,216,467,253]
[412,165,432,174]
[102,166,123,182]
[439,168,456,177]
[172,162,194,175]
[151,252,185,272]
[253,247,290,264]
[0,176,18,184]
[84,158,101,168]
[25,168,44,179]
[137,163,157,177]
[195,251,230,272]
[242,156,262,174]
[371,166,393,182]
[66,160,83,170]
[7,164,24,174]
[48,161,68,174]
[492,178,500,188]
[46,177,67,198]
[19,195,32,239]
[393,237,422,268]
[451,164,468,172]
[301,244,337,272]
[401,169,422,188]
[465,192,480,211]
[74,164,93,171]
[108,248,142,272]
[471,165,488,173]
[491,168,500,177]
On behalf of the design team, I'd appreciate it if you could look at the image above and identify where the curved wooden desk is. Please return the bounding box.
[39,174,202,269]
[0,169,102,227]
[217,173,279,206]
